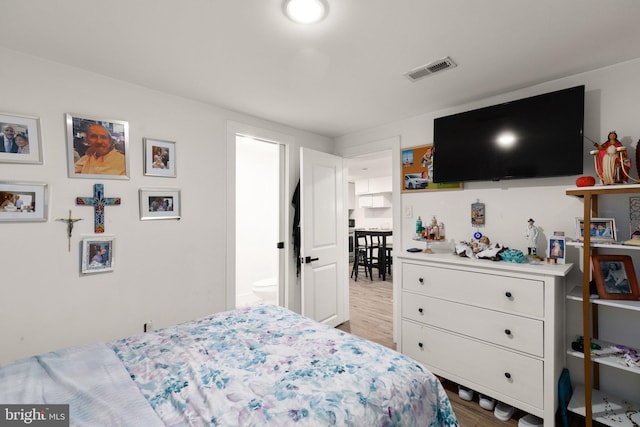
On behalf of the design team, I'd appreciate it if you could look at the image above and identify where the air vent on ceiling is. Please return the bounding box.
[404,56,457,82]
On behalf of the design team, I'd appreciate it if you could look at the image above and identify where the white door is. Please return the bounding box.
[300,147,347,326]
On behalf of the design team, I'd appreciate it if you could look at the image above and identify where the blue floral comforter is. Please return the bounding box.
[110,305,458,426]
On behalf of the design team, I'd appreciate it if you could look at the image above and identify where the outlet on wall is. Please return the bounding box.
[144,321,154,333]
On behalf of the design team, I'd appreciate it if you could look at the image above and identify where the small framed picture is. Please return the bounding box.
[139,188,181,220]
[0,112,43,164]
[81,235,115,274]
[591,254,640,300]
[0,181,47,222]
[548,236,566,264]
[575,217,617,243]
[143,138,176,177]
[66,113,129,179]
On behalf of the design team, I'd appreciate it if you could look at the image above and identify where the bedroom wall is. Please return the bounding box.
[0,48,332,365]
[335,58,640,402]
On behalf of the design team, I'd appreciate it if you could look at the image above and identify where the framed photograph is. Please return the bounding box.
[575,217,617,243]
[0,181,47,222]
[548,236,566,264]
[81,235,115,274]
[401,144,462,192]
[139,188,181,220]
[143,138,176,177]
[591,254,640,300]
[0,112,43,164]
[66,113,129,179]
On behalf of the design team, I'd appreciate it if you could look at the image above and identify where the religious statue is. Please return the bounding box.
[591,131,631,185]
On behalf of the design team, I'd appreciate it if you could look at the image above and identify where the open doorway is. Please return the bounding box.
[235,136,284,308]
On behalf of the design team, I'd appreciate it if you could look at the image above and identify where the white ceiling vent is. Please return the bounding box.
[404,57,457,82]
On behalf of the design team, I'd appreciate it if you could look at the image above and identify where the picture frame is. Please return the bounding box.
[548,235,566,264]
[0,112,43,164]
[81,235,115,274]
[66,113,130,179]
[143,138,176,177]
[401,144,463,192]
[0,181,47,222]
[575,217,617,243]
[591,254,640,300]
[139,188,181,220]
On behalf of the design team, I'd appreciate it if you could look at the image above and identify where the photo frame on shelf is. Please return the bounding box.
[548,236,566,264]
[139,188,181,220]
[575,217,617,243]
[401,144,463,192]
[143,138,176,177]
[81,235,115,274]
[0,112,43,164]
[591,254,640,300]
[66,113,130,179]
[0,181,47,222]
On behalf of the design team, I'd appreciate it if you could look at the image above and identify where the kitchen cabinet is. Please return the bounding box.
[354,177,392,195]
[358,194,391,208]
[565,184,640,426]
[398,252,572,425]
[348,182,355,210]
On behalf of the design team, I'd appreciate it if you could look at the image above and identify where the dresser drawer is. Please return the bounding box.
[402,292,543,357]
[402,320,543,409]
[402,262,544,317]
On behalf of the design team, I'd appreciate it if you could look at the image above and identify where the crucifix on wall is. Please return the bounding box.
[76,184,121,233]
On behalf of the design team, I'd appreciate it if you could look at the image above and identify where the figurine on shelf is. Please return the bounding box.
[525,218,538,255]
[591,131,632,185]
[473,236,490,254]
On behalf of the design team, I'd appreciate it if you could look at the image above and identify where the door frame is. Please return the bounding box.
[226,120,292,310]
[335,136,401,342]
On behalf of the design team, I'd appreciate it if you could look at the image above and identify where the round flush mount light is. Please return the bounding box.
[283,0,328,24]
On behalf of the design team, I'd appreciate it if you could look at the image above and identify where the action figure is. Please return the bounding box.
[525,218,538,255]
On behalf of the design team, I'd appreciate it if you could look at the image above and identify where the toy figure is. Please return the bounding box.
[591,131,631,184]
[525,218,538,255]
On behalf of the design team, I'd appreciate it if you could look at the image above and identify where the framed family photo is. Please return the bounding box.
[143,138,176,177]
[66,113,130,180]
[0,181,47,222]
[401,144,462,193]
[575,217,617,243]
[0,112,43,164]
[591,254,640,300]
[139,188,181,220]
[81,235,115,274]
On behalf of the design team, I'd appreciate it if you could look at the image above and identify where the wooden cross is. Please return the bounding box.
[76,184,121,233]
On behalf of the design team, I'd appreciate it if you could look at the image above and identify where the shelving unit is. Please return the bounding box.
[566,184,640,427]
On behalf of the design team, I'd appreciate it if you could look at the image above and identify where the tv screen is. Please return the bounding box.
[432,85,585,183]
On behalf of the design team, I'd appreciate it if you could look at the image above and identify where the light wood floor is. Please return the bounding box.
[337,268,524,426]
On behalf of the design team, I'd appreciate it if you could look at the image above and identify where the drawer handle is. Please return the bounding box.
[418,277,424,284]
[418,342,424,348]
[504,372,512,379]
[504,329,512,336]
[418,308,424,314]
[505,291,512,298]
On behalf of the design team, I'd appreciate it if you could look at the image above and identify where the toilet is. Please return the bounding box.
[251,277,278,305]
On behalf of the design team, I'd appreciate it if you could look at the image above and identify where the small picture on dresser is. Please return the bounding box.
[591,254,640,300]
[548,236,565,264]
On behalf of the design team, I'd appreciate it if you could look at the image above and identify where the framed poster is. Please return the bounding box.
[401,144,462,192]
[0,181,47,222]
[139,188,181,220]
[66,113,129,179]
[0,112,43,164]
[143,138,176,177]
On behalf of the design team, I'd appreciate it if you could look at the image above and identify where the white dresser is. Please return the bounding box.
[398,252,572,425]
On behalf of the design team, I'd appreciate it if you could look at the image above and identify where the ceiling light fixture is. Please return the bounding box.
[283,0,328,24]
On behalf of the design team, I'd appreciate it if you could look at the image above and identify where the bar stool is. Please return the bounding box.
[350,232,369,281]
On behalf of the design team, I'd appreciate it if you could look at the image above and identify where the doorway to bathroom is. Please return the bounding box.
[235,135,285,308]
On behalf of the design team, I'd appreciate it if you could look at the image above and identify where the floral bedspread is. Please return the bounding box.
[110,305,458,427]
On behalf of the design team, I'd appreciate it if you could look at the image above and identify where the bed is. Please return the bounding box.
[0,305,458,426]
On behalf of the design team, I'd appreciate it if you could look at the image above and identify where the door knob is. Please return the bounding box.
[304,256,319,263]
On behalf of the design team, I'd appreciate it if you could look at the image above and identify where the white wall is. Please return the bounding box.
[0,48,332,364]
[336,58,640,402]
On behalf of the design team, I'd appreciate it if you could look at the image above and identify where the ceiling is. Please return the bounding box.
[1,1,640,139]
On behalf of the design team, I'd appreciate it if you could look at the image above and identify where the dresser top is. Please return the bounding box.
[398,251,573,277]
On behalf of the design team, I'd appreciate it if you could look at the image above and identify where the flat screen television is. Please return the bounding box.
[432,85,585,183]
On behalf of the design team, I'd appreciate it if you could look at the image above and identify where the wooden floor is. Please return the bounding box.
[337,268,523,426]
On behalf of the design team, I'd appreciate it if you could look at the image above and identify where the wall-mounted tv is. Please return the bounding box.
[432,85,585,183]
